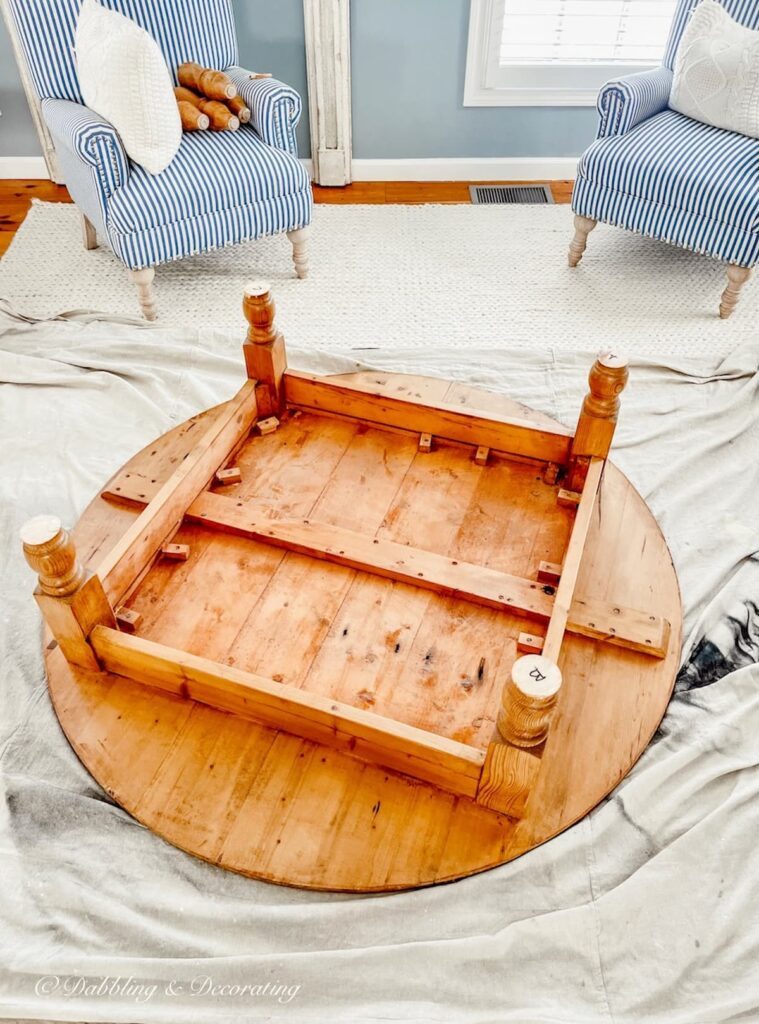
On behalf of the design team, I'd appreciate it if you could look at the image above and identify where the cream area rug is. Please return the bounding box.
[0,199,755,358]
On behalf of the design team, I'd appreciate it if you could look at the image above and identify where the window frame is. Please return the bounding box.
[463,0,668,107]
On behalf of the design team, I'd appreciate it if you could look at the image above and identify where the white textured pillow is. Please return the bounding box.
[670,0,759,140]
[75,0,181,174]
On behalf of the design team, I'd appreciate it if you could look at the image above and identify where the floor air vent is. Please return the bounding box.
[469,184,553,205]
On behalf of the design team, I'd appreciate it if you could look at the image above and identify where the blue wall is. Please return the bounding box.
[0,0,597,162]
[352,0,595,158]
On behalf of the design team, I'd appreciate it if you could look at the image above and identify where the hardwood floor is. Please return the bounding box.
[0,178,574,258]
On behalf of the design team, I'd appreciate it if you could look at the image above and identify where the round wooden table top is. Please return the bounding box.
[45,372,682,892]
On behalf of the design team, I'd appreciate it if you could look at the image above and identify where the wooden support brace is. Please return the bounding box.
[543,462,560,484]
[557,489,581,508]
[95,378,258,606]
[517,632,545,655]
[474,446,489,466]
[115,607,142,633]
[90,626,485,797]
[242,282,287,417]
[214,467,243,487]
[418,432,433,454]
[161,543,190,562]
[543,459,603,664]
[257,416,280,436]
[537,561,562,585]
[284,371,573,464]
[100,480,670,658]
[20,516,115,670]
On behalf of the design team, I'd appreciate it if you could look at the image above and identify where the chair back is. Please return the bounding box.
[664,0,759,67]
[6,0,238,103]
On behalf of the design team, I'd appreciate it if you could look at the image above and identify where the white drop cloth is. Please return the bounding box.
[0,306,757,1024]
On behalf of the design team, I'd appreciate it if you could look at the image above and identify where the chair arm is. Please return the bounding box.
[42,98,130,201]
[597,67,673,138]
[226,67,302,156]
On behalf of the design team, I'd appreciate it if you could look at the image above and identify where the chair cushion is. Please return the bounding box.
[578,109,759,235]
[107,124,311,234]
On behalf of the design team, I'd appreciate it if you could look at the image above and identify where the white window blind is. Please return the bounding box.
[464,0,678,106]
[500,0,677,67]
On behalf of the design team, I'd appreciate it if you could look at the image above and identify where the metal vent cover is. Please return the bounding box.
[469,184,553,205]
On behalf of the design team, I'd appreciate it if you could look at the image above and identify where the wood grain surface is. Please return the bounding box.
[42,372,681,891]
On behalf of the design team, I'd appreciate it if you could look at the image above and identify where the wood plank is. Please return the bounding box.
[89,625,484,796]
[543,458,604,662]
[100,459,670,661]
[186,491,667,658]
[284,370,573,464]
[96,380,258,604]
[43,373,679,892]
[187,490,554,618]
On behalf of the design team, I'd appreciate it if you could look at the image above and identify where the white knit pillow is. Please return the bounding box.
[670,0,759,140]
[75,0,181,174]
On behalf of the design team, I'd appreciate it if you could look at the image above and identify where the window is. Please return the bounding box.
[464,0,679,106]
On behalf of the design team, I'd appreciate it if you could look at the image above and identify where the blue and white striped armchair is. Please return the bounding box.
[569,0,759,318]
[7,0,313,319]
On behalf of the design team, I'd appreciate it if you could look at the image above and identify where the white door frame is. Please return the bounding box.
[303,0,352,186]
[1,0,62,182]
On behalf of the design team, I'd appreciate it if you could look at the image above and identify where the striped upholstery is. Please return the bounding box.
[227,70,302,156]
[575,111,759,265]
[106,125,311,268]
[6,0,237,103]
[597,67,673,138]
[9,0,311,273]
[573,0,759,268]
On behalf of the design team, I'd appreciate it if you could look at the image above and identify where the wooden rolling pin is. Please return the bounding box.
[177,100,209,131]
[177,61,235,101]
[174,87,239,131]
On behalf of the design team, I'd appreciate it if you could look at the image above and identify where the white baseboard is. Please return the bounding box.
[1,154,576,184]
[302,156,578,182]
[0,156,50,179]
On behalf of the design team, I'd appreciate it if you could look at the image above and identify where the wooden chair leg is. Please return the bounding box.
[286,226,310,279]
[568,214,597,267]
[719,265,752,319]
[81,213,98,250]
[129,267,157,321]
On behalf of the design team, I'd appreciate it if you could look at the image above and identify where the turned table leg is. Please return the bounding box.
[497,654,563,748]
[129,267,157,321]
[719,265,752,319]
[286,226,310,279]
[568,214,597,267]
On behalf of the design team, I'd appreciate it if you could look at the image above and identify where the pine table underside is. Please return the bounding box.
[44,372,681,892]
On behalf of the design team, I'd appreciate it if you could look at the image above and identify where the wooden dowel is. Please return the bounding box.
[177,61,236,101]
[177,100,209,131]
[173,87,238,130]
[227,95,252,123]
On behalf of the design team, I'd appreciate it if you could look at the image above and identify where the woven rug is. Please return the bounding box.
[1,199,755,358]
